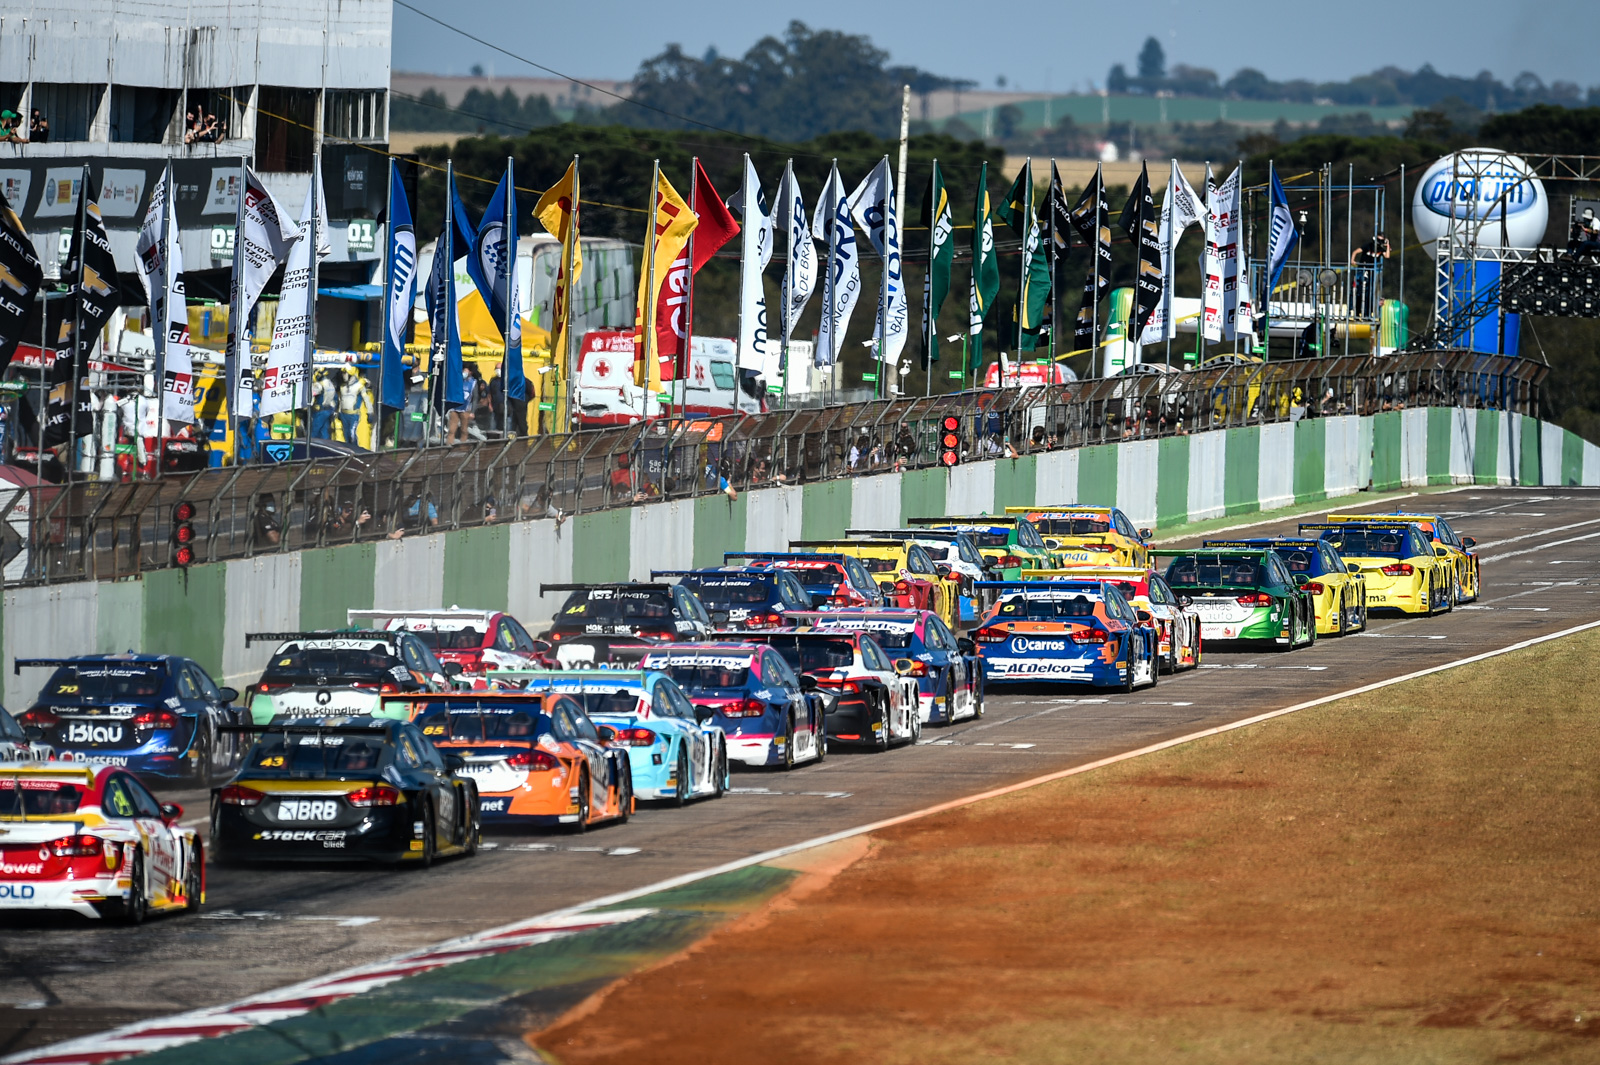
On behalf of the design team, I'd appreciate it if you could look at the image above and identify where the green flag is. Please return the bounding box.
[968,161,1000,372]
[921,161,955,366]
[994,167,1052,351]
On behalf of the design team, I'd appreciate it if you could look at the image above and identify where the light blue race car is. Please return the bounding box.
[509,670,729,805]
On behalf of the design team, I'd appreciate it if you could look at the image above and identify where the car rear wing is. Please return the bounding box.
[1298,522,1412,535]
[346,609,494,624]
[538,583,673,596]
[217,722,389,734]
[13,658,78,675]
[789,539,901,549]
[648,569,759,580]
[973,579,1106,591]
[479,670,648,687]
[243,630,394,648]
[906,516,1017,527]
[724,551,849,564]
[845,528,961,541]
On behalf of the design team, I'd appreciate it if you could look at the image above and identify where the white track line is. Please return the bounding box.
[1474,516,1600,551]
[1150,488,1464,545]
[1483,530,1600,564]
[13,616,1600,1065]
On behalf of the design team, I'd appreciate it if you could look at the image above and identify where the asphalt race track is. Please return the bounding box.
[3,486,1597,1059]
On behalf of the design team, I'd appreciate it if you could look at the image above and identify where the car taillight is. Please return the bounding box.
[132,710,179,730]
[18,709,59,730]
[1381,563,1415,576]
[903,661,930,676]
[894,580,911,591]
[253,682,275,694]
[1300,581,1324,594]
[756,613,783,627]
[452,652,486,672]
[379,682,403,695]
[346,785,402,807]
[720,698,767,718]
[640,630,677,641]
[49,834,103,858]
[817,678,861,693]
[973,627,1007,644]
[1079,543,1115,553]
[613,727,657,746]
[1070,628,1109,644]
[507,749,560,771]
[218,784,265,806]
[996,554,1023,568]
[1236,592,1274,606]
[829,594,855,606]
[549,632,564,642]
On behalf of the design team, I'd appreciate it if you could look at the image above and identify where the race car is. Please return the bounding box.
[640,644,827,769]
[242,631,461,724]
[908,516,1058,574]
[14,655,244,784]
[347,608,547,677]
[1300,522,1454,616]
[971,579,1159,689]
[1027,566,1202,673]
[789,538,960,630]
[845,527,988,620]
[1162,550,1317,648]
[1201,538,1368,636]
[1326,512,1480,603]
[211,715,483,861]
[0,762,202,922]
[540,582,714,643]
[409,693,632,829]
[650,568,812,631]
[506,670,727,804]
[541,635,667,671]
[728,628,921,749]
[725,551,886,609]
[786,609,982,725]
[0,705,53,762]
[1007,506,1152,569]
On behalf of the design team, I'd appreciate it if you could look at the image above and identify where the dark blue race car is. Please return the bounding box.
[15,655,244,784]
[651,567,812,630]
[787,609,984,725]
[723,552,887,609]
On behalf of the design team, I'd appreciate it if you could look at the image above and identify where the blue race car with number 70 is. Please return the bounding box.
[971,580,1160,690]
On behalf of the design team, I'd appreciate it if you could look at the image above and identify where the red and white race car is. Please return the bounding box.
[0,762,202,921]
[348,608,547,679]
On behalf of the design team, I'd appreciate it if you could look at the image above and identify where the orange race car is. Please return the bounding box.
[411,693,632,832]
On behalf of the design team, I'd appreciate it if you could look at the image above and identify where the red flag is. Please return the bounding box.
[658,162,740,378]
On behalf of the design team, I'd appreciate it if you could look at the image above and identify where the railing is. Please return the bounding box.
[0,349,1546,589]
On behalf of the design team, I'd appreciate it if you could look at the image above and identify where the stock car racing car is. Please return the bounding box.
[787,609,982,725]
[1300,522,1455,615]
[212,715,483,862]
[724,552,886,609]
[243,630,461,724]
[789,539,960,629]
[14,655,244,784]
[908,516,1058,574]
[730,628,921,749]
[410,693,632,830]
[1031,566,1202,673]
[1162,549,1317,648]
[0,761,202,922]
[1202,538,1368,636]
[846,527,988,620]
[1327,512,1480,603]
[348,608,547,677]
[650,568,812,631]
[502,670,727,804]
[540,583,714,644]
[971,580,1159,690]
[1007,506,1152,569]
[640,644,827,769]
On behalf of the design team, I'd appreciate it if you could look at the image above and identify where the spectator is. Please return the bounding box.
[444,366,471,443]
[252,495,282,548]
[1030,425,1049,451]
[404,491,439,529]
[309,370,335,439]
[1349,235,1389,317]
[183,108,198,144]
[487,365,506,433]
[498,360,528,437]
[28,109,47,143]
[848,435,866,469]
[337,369,371,446]
[608,452,635,503]
[0,111,23,143]
[520,484,567,528]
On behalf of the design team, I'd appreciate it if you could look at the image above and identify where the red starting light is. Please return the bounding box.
[939,414,961,467]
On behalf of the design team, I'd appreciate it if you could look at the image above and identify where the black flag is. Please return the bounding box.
[1119,161,1163,342]
[58,172,121,438]
[1068,164,1112,350]
[0,185,43,372]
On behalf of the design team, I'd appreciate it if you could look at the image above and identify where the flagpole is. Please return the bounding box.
[564,155,580,434]
[823,161,838,408]
[503,154,516,439]
[643,158,660,412]
[1048,158,1057,372]
[1092,161,1102,377]
[35,294,46,481]
[1264,160,1273,364]
[302,155,321,446]
[682,156,697,420]
[228,156,247,464]
[383,159,396,450]
[1017,157,1030,376]
[877,154,889,400]
[780,159,793,410]
[68,165,88,484]
[154,161,174,476]
[926,159,936,398]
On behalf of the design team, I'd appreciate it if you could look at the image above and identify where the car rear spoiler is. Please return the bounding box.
[789,539,902,548]
[844,528,959,541]
[346,609,493,622]
[538,583,672,595]
[1298,522,1412,535]
[13,658,79,675]
[906,516,1017,526]
[972,579,1106,591]
[244,630,393,648]
[217,723,389,734]
[723,551,848,563]
[483,670,648,686]
[647,569,751,580]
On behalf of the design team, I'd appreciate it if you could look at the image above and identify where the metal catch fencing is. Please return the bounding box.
[1,348,1547,588]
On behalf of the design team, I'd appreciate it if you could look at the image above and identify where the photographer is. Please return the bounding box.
[1350,235,1390,318]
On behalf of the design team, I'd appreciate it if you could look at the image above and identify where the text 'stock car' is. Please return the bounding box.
[726,628,921,749]
[724,551,885,609]
[15,655,243,783]
[1162,550,1317,647]
[348,607,548,677]
[1300,523,1453,615]
[540,583,713,643]
[1030,566,1202,672]
[1008,506,1152,569]
[243,631,460,723]
[909,515,1059,574]
[410,694,632,830]
[649,568,812,631]
[972,580,1159,689]
[1326,512,1479,603]
[640,645,827,769]
[789,539,960,630]
[0,762,201,922]
[504,671,727,804]
[211,716,481,863]
[1202,538,1368,636]
[788,609,982,725]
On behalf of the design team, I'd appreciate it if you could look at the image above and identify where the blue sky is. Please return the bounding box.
[394,0,1598,92]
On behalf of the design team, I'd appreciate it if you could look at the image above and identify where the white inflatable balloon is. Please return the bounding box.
[1411,149,1548,259]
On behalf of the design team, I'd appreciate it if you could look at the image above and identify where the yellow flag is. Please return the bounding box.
[634,173,697,393]
[535,161,582,428]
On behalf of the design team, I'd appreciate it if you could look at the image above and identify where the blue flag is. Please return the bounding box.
[381,159,417,410]
[465,165,526,402]
[1266,165,1299,291]
[428,171,466,413]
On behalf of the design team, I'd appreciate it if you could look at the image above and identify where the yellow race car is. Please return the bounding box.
[1326,513,1480,603]
[1202,538,1368,636]
[1299,522,1453,616]
[789,538,961,631]
[1007,506,1152,569]
[1026,565,1203,673]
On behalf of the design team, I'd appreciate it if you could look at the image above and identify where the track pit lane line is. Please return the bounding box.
[1482,530,1600,563]
[197,912,382,928]
[484,843,643,856]
[727,787,853,798]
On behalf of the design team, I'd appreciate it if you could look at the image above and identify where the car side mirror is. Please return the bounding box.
[595,724,617,745]
[1434,547,1449,557]
[1044,538,1062,550]
[892,657,916,675]
[443,753,467,772]
[1346,563,1361,574]
[1461,536,1476,549]
[218,687,239,704]
[1136,610,1153,623]
[159,802,183,824]
[1177,595,1193,608]
[798,675,819,693]
[693,705,715,724]
[934,563,953,578]
[1138,528,1153,540]
[956,637,977,656]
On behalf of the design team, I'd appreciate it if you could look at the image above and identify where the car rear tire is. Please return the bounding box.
[569,773,591,833]
[463,788,481,856]
[120,850,148,925]
[616,763,633,824]
[671,747,689,807]
[1335,594,1348,637]
[1120,638,1137,692]
[712,742,728,798]
[908,700,922,745]
[182,843,203,913]
[781,717,797,770]
[872,692,891,752]
[418,804,437,868]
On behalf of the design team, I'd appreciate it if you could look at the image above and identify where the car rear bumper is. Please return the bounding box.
[823,694,886,746]
[0,877,121,918]
[980,655,1123,686]
[212,807,419,863]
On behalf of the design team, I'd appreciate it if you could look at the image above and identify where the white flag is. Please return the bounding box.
[258,173,325,417]
[228,167,300,409]
[730,155,774,378]
[848,157,908,364]
[1202,166,1244,343]
[779,164,817,340]
[135,169,195,423]
[811,163,860,368]
[1141,160,1204,346]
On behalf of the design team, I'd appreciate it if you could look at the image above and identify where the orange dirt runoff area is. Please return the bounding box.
[533,626,1600,1065]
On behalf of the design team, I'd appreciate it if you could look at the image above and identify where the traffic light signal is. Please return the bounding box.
[939,415,961,467]
[173,501,196,567]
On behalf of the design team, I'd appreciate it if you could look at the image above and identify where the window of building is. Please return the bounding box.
[256,87,317,173]
[184,87,247,144]
[30,84,104,143]
[110,86,180,143]
[323,90,386,142]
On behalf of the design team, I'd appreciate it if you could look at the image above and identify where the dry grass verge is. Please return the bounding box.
[535,628,1600,1064]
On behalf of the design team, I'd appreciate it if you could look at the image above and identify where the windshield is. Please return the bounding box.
[1166,557,1267,588]
[996,594,1098,618]
[814,623,913,650]
[41,663,165,701]
[262,648,403,682]
[682,577,773,606]
[408,627,485,650]
[1272,548,1327,576]
[642,655,754,692]
[1318,529,1414,559]
[0,778,88,816]
[760,636,857,671]
[855,556,901,574]
[1032,517,1111,536]
[968,531,1011,548]
[246,732,390,775]
[558,591,673,624]
[415,704,548,741]
[556,690,646,718]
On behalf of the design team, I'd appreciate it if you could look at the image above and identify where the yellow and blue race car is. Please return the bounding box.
[1326,512,1480,603]
[1201,538,1368,636]
[1007,506,1152,569]
[1300,522,1454,616]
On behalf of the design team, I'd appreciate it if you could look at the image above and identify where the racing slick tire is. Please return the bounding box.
[972,677,985,719]
[908,703,922,745]
[190,725,218,787]
[1275,612,1300,652]
[712,742,728,799]
[1120,638,1137,693]
[418,804,437,867]
[671,747,690,807]
[569,772,591,833]
[463,792,482,855]
[942,687,959,726]
[107,849,148,925]
[781,716,797,770]
[616,764,633,824]
[1145,639,1159,689]
[1335,594,1348,638]
[183,842,204,913]
[872,691,891,753]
